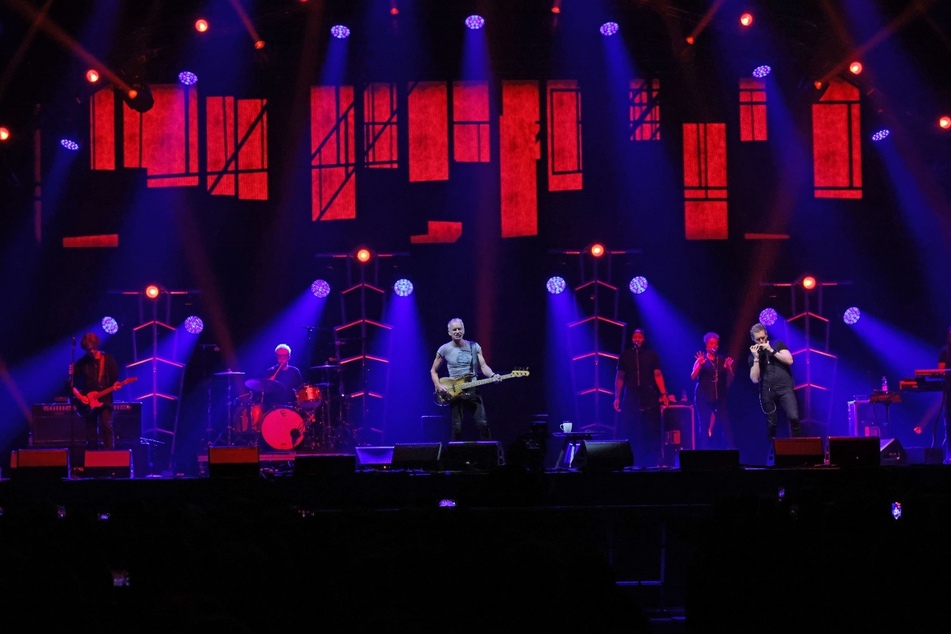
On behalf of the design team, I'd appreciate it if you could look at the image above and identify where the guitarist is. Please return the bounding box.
[430,318,501,441]
[71,332,121,449]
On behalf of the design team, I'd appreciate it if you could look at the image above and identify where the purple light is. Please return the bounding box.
[546,276,567,295]
[330,24,351,39]
[311,279,331,298]
[871,128,890,142]
[393,279,414,297]
[465,15,485,30]
[843,307,861,325]
[752,65,771,78]
[60,138,80,151]
[101,316,119,335]
[600,22,619,37]
[184,315,204,335]
[178,71,198,86]
[629,276,648,295]
[758,308,778,327]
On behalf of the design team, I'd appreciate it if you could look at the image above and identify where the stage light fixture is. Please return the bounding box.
[184,316,204,335]
[0,127,10,142]
[891,502,902,520]
[60,138,80,151]
[465,15,485,30]
[311,279,331,298]
[101,316,119,335]
[752,65,771,78]
[195,19,209,33]
[144,284,161,299]
[354,248,372,263]
[85,69,100,83]
[629,276,648,295]
[393,279,414,297]
[801,276,817,290]
[600,22,619,37]
[759,307,778,327]
[849,61,863,75]
[546,276,567,295]
[843,307,861,325]
[122,83,154,114]
[871,128,890,142]
[254,40,266,50]
[330,24,351,39]
[740,12,754,27]
[938,116,950,130]
[589,243,605,257]
[178,71,198,86]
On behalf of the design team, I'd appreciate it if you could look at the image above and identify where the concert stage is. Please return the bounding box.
[2,454,951,633]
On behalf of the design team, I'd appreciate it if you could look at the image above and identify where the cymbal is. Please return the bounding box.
[214,370,246,376]
[310,364,341,370]
[245,378,284,394]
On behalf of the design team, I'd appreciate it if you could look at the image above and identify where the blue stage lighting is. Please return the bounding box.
[311,279,331,298]
[629,276,648,295]
[759,307,778,327]
[184,316,204,335]
[842,307,861,325]
[101,316,119,335]
[393,279,414,297]
[546,276,567,295]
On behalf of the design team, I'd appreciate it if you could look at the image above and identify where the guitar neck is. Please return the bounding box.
[460,373,514,390]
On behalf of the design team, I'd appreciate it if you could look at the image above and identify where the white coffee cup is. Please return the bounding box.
[559,422,573,433]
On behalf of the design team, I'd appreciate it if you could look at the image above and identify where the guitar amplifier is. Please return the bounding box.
[31,402,142,445]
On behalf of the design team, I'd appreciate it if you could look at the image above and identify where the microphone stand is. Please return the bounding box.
[68,337,78,450]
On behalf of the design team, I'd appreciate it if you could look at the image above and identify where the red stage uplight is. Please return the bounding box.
[590,243,605,258]
[355,248,372,263]
[86,69,100,83]
[849,61,863,75]
[685,36,695,45]
[195,19,209,33]
[739,13,753,27]
[254,40,266,50]
[939,116,951,130]
[144,284,161,299]
[802,276,817,290]
[0,127,10,142]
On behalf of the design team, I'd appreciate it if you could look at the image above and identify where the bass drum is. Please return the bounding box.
[261,407,307,450]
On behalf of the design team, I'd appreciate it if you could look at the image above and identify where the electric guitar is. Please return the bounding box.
[434,369,529,405]
[73,377,138,415]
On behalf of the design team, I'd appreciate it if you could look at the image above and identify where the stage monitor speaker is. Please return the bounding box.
[442,441,502,472]
[827,436,880,468]
[355,446,394,470]
[84,449,133,478]
[294,454,356,477]
[11,448,70,480]
[677,449,740,471]
[905,447,943,465]
[772,437,824,468]
[392,443,443,470]
[571,440,634,473]
[879,438,907,466]
[207,446,259,478]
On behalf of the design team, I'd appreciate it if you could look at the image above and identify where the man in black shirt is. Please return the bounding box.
[748,322,802,441]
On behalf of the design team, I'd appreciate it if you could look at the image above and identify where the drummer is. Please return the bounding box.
[261,343,304,408]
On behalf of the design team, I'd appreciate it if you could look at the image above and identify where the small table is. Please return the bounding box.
[552,431,603,470]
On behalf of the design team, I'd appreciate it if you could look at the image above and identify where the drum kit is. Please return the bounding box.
[212,365,350,451]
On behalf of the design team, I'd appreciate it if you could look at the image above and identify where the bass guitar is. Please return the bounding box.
[434,369,529,406]
[73,377,138,415]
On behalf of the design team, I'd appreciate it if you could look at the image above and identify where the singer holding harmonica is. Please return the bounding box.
[748,322,802,447]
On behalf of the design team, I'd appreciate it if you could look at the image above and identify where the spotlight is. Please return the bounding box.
[195,19,209,33]
[354,248,372,263]
[184,316,204,335]
[546,276,567,295]
[801,276,817,290]
[629,276,648,295]
[871,128,890,142]
[311,279,331,298]
[393,279,414,297]
[891,502,902,520]
[752,65,771,78]
[848,61,863,75]
[739,12,754,27]
[178,71,198,86]
[122,83,154,114]
[589,243,605,258]
[599,22,619,37]
[254,40,266,50]
[60,138,80,151]
[0,127,10,142]
[144,284,161,299]
[330,24,351,39]
[464,15,485,30]
[843,307,861,325]
[759,308,778,327]
[938,115,950,130]
[85,69,100,83]
[101,316,119,335]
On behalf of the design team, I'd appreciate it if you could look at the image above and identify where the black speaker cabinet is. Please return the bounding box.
[207,446,259,478]
[678,449,740,471]
[31,402,142,445]
[11,448,70,480]
[571,440,634,472]
[442,441,502,472]
[879,438,907,466]
[392,443,443,470]
[827,436,881,468]
[772,437,824,468]
[294,454,356,477]
[354,446,395,469]
[84,450,133,478]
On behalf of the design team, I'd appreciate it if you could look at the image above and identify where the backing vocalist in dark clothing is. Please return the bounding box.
[614,328,669,468]
[748,322,802,441]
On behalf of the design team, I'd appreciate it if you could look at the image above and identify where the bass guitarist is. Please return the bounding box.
[430,318,501,441]
[71,332,121,449]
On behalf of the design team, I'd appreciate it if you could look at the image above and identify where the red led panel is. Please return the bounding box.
[813,78,862,199]
[547,80,582,192]
[410,221,463,244]
[630,78,661,141]
[408,82,449,182]
[311,85,356,221]
[364,82,397,169]
[739,78,767,142]
[90,88,115,171]
[683,123,728,240]
[500,81,540,238]
[123,85,199,187]
[206,96,269,200]
[453,81,490,163]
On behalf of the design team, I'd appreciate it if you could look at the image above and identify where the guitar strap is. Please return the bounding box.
[97,354,106,385]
